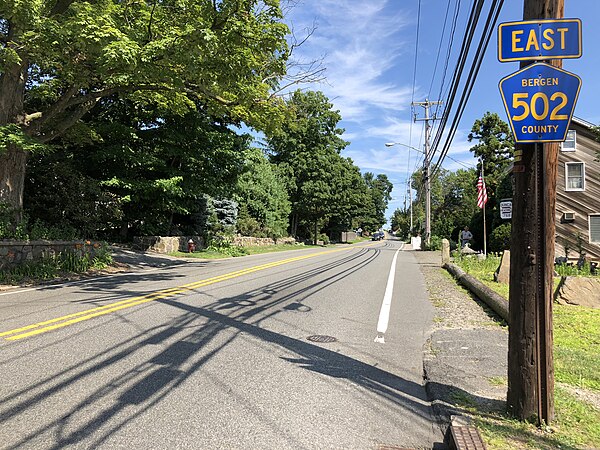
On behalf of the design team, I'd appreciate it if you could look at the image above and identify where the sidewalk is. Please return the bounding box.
[412,250,509,432]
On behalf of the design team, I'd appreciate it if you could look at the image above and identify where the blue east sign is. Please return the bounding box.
[499,63,581,143]
[498,18,582,62]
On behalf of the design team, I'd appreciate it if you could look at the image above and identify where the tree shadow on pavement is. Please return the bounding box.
[1,245,452,449]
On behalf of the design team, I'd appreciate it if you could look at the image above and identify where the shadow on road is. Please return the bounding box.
[0,245,461,449]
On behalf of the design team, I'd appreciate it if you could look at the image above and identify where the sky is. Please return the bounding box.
[276,0,600,224]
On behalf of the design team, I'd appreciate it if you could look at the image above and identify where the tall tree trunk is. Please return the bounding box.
[0,32,29,219]
[0,144,27,222]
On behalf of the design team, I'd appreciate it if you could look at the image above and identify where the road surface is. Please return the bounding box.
[0,240,445,449]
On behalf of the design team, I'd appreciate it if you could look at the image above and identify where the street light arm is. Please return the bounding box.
[384,142,425,153]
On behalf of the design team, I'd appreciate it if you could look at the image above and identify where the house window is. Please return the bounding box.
[591,215,600,243]
[561,130,576,151]
[565,162,585,191]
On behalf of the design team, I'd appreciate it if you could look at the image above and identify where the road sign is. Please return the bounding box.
[500,200,512,220]
[498,18,582,62]
[499,63,581,143]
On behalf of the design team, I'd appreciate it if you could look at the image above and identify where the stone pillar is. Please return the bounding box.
[442,239,450,264]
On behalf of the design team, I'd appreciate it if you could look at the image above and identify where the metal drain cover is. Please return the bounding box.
[307,335,337,343]
[450,425,487,450]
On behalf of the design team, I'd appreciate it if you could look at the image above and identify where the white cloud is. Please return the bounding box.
[284,0,415,122]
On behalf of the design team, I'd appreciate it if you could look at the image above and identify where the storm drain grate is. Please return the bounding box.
[306,335,337,343]
[450,424,487,450]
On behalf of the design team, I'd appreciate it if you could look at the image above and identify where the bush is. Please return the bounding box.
[426,235,443,251]
[318,233,330,245]
[236,216,264,238]
[490,223,511,252]
[205,236,248,257]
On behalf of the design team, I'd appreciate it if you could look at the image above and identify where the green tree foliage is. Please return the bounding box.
[410,167,478,244]
[234,148,291,238]
[361,172,393,232]
[323,157,371,238]
[468,112,515,249]
[1,0,291,214]
[490,222,511,252]
[24,100,250,238]
[390,208,410,239]
[267,90,361,242]
[468,112,514,198]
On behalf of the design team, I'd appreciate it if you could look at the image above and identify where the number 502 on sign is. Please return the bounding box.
[499,63,581,143]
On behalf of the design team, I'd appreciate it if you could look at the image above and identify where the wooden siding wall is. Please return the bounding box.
[556,122,600,260]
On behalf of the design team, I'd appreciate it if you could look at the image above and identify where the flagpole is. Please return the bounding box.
[480,158,487,256]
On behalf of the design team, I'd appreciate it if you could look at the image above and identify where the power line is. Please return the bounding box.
[429,0,485,164]
[431,0,505,176]
[407,0,422,187]
[428,0,452,98]
[432,0,462,127]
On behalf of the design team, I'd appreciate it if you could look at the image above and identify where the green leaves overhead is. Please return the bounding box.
[4,0,291,136]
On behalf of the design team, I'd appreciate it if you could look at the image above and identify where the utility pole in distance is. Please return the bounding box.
[507,0,565,424]
[412,99,441,249]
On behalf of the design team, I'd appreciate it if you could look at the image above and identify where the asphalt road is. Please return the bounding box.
[0,240,445,449]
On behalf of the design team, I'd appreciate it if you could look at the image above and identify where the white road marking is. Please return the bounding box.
[374,245,402,343]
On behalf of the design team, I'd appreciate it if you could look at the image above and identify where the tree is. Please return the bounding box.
[390,208,410,239]
[468,112,514,198]
[24,99,251,238]
[361,172,393,232]
[1,0,291,220]
[410,167,478,245]
[267,90,350,242]
[234,148,291,238]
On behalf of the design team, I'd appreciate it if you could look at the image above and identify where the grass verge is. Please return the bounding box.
[170,243,323,259]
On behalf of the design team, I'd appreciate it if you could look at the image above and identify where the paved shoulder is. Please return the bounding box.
[412,251,508,426]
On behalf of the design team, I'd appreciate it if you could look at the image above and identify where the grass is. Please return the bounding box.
[0,244,113,285]
[474,388,600,450]
[170,243,323,259]
[450,253,600,449]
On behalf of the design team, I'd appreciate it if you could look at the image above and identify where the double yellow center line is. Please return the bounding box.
[1,246,359,341]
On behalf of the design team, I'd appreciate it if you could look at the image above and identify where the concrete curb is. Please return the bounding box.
[443,262,510,323]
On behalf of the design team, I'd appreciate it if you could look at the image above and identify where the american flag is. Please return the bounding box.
[477,175,488,209]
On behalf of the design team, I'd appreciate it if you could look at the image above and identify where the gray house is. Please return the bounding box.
[555,117,600,261]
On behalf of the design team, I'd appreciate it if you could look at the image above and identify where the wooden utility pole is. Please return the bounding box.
[412,99,441,249]
[507,0,563,424]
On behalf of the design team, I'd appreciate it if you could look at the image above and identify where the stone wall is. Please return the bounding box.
[0,240,104,269]
[231,236,296,247]
[132,235,295,253]
[132,236,204,253]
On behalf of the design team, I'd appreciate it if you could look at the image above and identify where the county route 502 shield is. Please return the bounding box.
[498,62,581,143]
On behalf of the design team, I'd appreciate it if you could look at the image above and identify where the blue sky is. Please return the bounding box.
[279,0,600,223]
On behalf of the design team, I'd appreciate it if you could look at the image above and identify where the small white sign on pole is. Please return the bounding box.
[500,200,513,220]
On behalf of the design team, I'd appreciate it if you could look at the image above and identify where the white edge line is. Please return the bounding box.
[375,246,402,341]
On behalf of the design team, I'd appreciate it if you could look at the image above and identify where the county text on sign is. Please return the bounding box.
[499,63,581,143]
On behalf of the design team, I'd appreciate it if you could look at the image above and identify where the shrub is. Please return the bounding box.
[318,233,330,245]
[426,235,443,251]
[490,223,511,252]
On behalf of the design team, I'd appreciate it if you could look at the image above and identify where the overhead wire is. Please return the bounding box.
[428,0,453,98]
[428,0,485,164]
[405,0,422,208]
[431,0,505,176]
[432,0,462,130]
